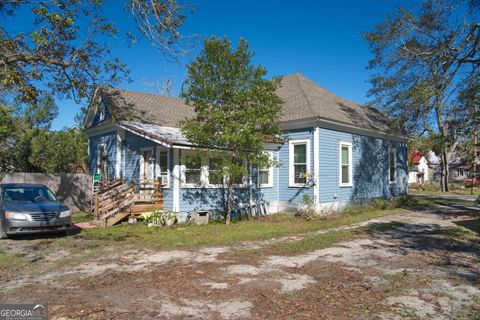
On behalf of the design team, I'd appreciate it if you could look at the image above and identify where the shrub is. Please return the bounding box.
[371,198,389,210]
[393,196,419,208]
[296,194,318,220]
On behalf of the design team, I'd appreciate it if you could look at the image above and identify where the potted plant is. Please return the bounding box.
[162,211,177,226]
[140,211,163,227]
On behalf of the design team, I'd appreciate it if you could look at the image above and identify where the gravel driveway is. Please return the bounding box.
[1,202,479,319]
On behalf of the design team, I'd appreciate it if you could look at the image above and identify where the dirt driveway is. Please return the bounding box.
[1,203,479,319]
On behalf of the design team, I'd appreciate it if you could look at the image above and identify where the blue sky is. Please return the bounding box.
[51,0,417,130]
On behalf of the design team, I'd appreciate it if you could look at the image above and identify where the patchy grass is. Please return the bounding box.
[248,221,406,256]
[409,188,480,196]
[0,251,27,278]
[414,197,477,207]
[71,212,93,224]
[69,209,401,250]
[451,296,480,319]
[0,251,22,269]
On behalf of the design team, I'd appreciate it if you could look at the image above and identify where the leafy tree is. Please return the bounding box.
[0,96,87,173]
[364,0,479,191]
[0,105,19,172]
[23,95,59,130]
[29,129,88,173]
[181,37,283,224]
[0,0,192,106]
[1,0,191,174]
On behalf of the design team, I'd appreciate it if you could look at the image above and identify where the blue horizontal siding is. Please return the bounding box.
[252,150,279,205]
[318,127,407,204]
[277,129,314,205]
[180,187,249,213]
[123,131,173,210]
[88,124,408,214]
[123,131,154,181]
[88,131,117,179]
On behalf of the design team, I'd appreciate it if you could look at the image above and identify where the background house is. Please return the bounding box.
[83,73,408,214]
[408,152,429,184]
[449,162,472,181]
[408,151,441,184]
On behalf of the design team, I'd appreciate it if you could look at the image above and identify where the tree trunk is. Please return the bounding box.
[225,180,233,225]
[433,104,450,192]
[440,149,450,192]
[472,128,478,195]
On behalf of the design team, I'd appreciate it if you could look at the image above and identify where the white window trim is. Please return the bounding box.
[206,159,249,189]
[289,139,311,188]
[206,158,225,188]
[155,147,170,189]
[98,102,106,122]
[140,146,155,181]
[389,148,396,184]
[228,159,249,188]
[97,143,106,175]
[180,150,205,188]
[339,141,353,188]
[259,151,274,188]
[180,151,250,189]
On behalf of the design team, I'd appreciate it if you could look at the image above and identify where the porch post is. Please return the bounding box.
[313,127,320,211]
[115,128,125,179]
[172,148,180,212]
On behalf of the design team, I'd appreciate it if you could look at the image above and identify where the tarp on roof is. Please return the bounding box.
[117,121,192,147]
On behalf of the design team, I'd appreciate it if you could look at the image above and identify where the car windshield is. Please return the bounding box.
[2,186,56,202]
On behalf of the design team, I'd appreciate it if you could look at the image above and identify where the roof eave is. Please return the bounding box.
[281,117,408,142]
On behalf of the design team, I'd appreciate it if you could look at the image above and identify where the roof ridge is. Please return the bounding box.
[290,73,319,117]
[100,86,186,102]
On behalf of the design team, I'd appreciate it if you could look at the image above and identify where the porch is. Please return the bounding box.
[92,179,164,226]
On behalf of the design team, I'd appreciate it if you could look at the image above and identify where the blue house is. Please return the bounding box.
[83,73,408,214]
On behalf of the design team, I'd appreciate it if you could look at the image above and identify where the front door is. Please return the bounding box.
[142,149,155,181]
[99,145,108,181]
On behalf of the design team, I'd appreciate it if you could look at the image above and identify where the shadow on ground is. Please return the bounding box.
[360,207,480,285]
[7,224,83,241]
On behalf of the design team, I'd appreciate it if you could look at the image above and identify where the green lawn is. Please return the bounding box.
[71,212,93,224]
[72,209,401,250]
[63,194,476,252]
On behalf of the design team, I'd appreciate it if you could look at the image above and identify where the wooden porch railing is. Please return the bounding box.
[92,180,164,226]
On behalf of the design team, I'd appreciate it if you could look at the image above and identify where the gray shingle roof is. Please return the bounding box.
[98,86,195,127]
[279,73,389,131]
[95,73,389,131]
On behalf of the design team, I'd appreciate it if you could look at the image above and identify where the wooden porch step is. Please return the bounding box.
[106,210,131,227]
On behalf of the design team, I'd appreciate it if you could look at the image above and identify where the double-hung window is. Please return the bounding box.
[156,150,169,187]
[182,155,202,186]
[230,159,247,186]
[389,149,396,183]
[259,152,274,188]
[208,158,224,186]
[289,139,310,187]
[339,142,352,187]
